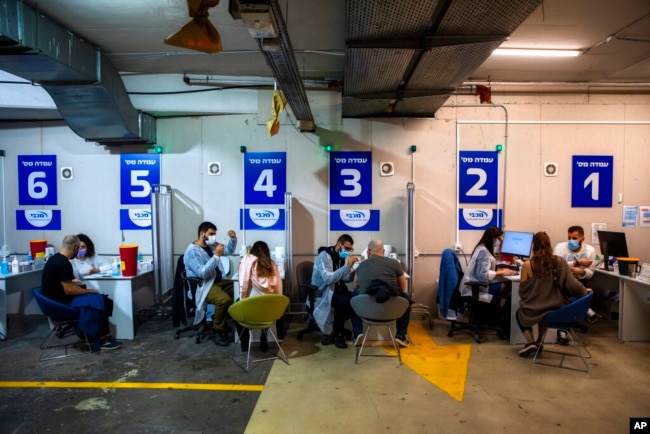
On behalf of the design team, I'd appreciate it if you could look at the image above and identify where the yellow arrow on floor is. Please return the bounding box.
[384,322,472,402]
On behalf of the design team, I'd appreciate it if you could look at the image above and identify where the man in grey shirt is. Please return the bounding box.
[353,239,411,347]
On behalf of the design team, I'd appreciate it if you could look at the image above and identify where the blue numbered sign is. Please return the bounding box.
[244,152,286,205]
[18,155,57,205]
[120,154,161,205]
[571,155,613,207]
[459,151,498,204]
[330,151,372,204]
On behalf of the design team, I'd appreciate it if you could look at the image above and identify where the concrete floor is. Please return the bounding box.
[1,311,649,434]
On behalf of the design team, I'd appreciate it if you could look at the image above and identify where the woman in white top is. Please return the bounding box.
[71,233,110,279]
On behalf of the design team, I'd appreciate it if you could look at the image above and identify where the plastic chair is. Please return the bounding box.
[447,281,508,343]
[532,292,593,372]
[227,294,290,373]
[32,287,91,361]
[295,261,329,344]
[350,294,410,366]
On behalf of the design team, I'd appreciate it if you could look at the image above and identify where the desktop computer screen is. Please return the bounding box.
[499,231,534,259]
[597,231,629,268]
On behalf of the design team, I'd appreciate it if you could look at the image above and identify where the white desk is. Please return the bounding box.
[592,269,650,342]
[0,269,43,337]
[83,270,156,340]
[506,276,559,345]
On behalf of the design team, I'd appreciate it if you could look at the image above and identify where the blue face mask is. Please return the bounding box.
[493,240,501,250]
[338,250,349,259]
[568,240,580,251]
[77,248,87,258]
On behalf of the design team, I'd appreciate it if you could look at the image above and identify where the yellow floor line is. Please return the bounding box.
[384,322,472,402]
[0,381,264,392]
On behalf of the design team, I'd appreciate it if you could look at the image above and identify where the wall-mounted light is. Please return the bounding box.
[493,48,580,58]
[379,162,394,177]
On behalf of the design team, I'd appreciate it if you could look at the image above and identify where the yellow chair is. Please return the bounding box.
[227,294,290,373]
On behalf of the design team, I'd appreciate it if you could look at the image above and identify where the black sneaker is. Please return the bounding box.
[100,339,122,351]
[334,334,348,349]
[211,332,230,347]
[518,342,537,357]
[587,312,602,323]
[395,335,410,348]
[556,330,569,346]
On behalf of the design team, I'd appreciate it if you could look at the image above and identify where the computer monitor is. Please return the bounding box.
[499,231,534,259]
[597,230,629,271]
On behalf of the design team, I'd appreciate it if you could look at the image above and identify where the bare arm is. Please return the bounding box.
[62,280,98,295]
[397,274,407,292]
[519,261,533,282]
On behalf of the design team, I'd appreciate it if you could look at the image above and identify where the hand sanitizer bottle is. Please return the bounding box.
[27,252,32,264]
[111,258,120,277]
[0,257,9,275]
[11,256,19,274]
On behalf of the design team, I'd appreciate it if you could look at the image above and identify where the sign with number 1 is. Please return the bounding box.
[571,155,613,207]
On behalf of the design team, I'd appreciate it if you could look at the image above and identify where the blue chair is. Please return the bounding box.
[533,292,593,372]
[32,287,91,361]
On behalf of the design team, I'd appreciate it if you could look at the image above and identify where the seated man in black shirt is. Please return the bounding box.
[41,234,121,351]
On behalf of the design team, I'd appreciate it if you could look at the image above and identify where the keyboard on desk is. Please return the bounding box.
[496,263,519,272]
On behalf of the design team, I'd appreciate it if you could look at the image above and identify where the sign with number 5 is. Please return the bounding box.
[120,153,161,205]
[244,152,286,205]
[18,155,57,205]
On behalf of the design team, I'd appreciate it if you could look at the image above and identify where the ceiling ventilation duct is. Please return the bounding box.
[229,0,315,132]
[0,0,156,145]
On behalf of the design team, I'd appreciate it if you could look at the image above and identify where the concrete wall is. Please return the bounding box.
[1,91,649,311]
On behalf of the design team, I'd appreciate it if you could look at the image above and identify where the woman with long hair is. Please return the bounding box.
[516,232,591,357]
[237,240,283,351]
[238,241,283,299]
[462,226,517,300]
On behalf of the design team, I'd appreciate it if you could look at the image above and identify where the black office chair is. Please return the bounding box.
[172,255,212,343]
[295,261,329,345]
[447,281,509,343]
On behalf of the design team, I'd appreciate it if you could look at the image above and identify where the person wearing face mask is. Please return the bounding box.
[311,234,361,349]
[552,225,600,343]
[41,234,121,351]
[461,226,516,334]
[70,233,111,280]
[183,221,238,347]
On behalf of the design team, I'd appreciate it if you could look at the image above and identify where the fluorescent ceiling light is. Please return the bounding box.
[493,48,581,58]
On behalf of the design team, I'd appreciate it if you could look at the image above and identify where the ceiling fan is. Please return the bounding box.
[164,0,223,53]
